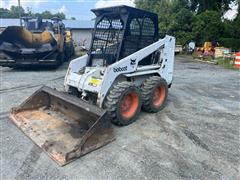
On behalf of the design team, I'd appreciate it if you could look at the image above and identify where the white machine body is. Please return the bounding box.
[64,35,175,107]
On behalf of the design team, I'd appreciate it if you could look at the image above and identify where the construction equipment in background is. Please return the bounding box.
[214,47,231,58]
[65,29,75,60]
[175,41,196,55]
[185,41,196,54]
[0,16,74,68]
[10,6,175,166]
[196,41,215,58]
[175,45,183,54]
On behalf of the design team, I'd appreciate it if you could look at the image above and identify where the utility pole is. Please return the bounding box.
[18,0,22,26]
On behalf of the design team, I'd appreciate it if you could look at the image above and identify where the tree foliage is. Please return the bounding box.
[0,6,24,18]
[193,11,224,44]
[136,0,240,50]
[190,0,235,14]
[0,6,67,20]
[169,8,195,45]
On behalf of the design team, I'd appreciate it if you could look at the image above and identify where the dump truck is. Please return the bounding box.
[10,6,175,166]
[0,16,72,68]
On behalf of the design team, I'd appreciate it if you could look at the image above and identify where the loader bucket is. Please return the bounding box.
[10,86,114,166]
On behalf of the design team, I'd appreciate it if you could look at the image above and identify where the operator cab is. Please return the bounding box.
[88,5,159,67]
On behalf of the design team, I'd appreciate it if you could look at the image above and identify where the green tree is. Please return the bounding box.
[0,6,25,18]
[54,12,66,19]
[221,2,240,50]
[190,0,235,14]
[0,8,11,18]
[193,11,224,44]
[136,0,235,14]
[171,0,190,11]
[0,6,69,20]
[9,5,25,18]
[169,8,195,44]
[136,0,193,40]
[136,0,177,36]
[41,10,52,19]
[26,7,34,18]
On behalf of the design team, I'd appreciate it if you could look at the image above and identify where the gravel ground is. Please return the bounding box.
[0,56,239,179]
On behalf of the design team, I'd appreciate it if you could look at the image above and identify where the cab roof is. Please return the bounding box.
[91,5,158,19]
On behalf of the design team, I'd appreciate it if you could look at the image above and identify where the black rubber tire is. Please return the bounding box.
[56,52,64,66]
[141,76,168,113]
[67,86,79,97]
[104,81,142,126]
[64,46,71,62]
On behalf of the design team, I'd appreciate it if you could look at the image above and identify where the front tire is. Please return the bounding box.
[142,76,168,113]
[104,81,142,126]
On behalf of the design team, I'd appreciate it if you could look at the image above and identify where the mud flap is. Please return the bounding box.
[10,86,114,166]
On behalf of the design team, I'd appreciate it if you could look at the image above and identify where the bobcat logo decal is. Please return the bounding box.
[130,58,136,65]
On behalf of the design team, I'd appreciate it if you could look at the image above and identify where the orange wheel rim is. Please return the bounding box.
[153,85,166,107]
[120,92,139,120]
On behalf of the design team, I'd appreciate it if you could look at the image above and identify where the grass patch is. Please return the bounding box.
[215,58,236,69]
[192,53,238,70]
[192,52,214,61]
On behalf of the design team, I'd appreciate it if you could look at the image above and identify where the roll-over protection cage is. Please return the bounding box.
[88,5,159,66]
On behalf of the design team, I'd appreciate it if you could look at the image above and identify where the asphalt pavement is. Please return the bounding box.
[0,55,239,179]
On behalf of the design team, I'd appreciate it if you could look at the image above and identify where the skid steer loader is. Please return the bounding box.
[10,6,175,166]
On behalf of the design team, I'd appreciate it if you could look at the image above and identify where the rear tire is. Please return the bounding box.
[141,76,168,113]
[104,81,142,126]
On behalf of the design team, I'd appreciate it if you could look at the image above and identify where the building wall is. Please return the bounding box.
[71,29,93,49]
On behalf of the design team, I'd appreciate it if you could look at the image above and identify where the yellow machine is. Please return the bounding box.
[196,42,215,57]
[65,30,75,60]
[204,42,213,51]
[0,17,74,67]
